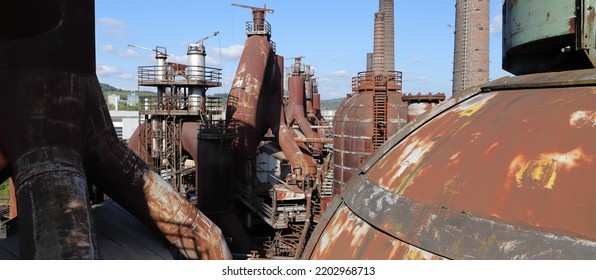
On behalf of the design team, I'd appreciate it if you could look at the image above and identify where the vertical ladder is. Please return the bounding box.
[372,88,387,151]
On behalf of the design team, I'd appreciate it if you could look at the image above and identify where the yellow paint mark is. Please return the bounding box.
[454,93,496,117]
[478,234,497,254]
[545,169,557,190]
[384,136,435,193]
[403,247,421,260]
[459,104,483,117]
[508,147,592,190]
[452,237,463,256]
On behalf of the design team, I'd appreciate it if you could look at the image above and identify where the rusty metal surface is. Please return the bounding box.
[226,35,275,186]
[305,198,444,260]
[333,88,407,195]
[0,0,230,259]
[402,93,445,123]
[307,69,596,259]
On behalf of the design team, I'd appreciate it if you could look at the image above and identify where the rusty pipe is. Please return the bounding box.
[8,179,16,219]
[13,147,96,259]
[286,76,323,153]
[226,35,275,187]
[294,187,313,259]
[264,56,314,177]
[88,138,231,260]
[0,0,230,259]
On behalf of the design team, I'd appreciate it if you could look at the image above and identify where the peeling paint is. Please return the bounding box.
[508,147,593,190]
[454,92,496,117]
[570,110,596,128]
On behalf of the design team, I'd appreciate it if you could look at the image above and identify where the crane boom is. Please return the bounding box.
[196,31,219,45]
[231,3,274,13]
[127,44,167,55]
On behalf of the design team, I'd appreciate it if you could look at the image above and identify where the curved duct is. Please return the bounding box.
[266,56,315,179]
[285,76,322,154]
[226,35,275,186]
[0,0,230,259]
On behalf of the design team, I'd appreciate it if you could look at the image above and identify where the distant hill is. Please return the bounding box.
[100,83,122,92]
[320,98,344,110]
[100,82,346,110]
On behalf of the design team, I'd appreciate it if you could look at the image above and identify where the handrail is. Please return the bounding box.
[137,65,222,84]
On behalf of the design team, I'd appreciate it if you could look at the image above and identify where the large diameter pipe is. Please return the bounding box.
[0,0,230,259]
[286,76,322,153]
[89,139,231,260]
[13,147,96,259]
[226,35,275,187]
[181,122,253,254]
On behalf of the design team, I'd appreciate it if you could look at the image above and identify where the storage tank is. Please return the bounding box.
[304,0,596,260]
[332,71,407,195]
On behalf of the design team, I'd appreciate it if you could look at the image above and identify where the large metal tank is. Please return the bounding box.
[503,0,596,74]
[306,70,596,259]
[305,0,596,260]
[332,71,407,195]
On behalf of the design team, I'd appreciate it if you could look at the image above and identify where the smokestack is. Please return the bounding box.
[380,0,394,72]
[452,0,490,96]
[372,0,395,74]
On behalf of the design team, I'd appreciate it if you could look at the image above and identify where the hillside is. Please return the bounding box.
[100,82,345,111]
[320,98,344,110]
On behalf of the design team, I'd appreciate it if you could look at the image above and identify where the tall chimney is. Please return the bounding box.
[452,0,489,96]
[372,0,395,74]
[380,0,394,72]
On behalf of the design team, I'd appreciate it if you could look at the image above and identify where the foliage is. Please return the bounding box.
[0,179,9,204]
[320,98,345,110]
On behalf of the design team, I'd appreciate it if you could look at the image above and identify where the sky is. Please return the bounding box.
[95,0,509,100]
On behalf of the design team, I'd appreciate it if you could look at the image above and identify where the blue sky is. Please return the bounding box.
[95,0,508,99]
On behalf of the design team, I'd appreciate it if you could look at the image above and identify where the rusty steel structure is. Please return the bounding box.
[402,92,446,123]
[0,0,230,259]
[128,4,333,258]
[222,5,332,258]
[304,0,596,260]
[333,0,409,196]
[333,72,407,195]
[452,0,490,96]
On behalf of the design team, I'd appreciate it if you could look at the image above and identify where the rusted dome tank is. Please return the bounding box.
[304,0,596,260]
[333,71,407,195]
[305,70,596,259]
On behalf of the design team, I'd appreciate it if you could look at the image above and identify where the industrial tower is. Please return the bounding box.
[452,0,490,96]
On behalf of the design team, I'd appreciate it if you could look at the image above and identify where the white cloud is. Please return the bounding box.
[326,70,350,79]
[103,44,140,58]
[122,49,140,58]
[212,44,244,60]
[99,17,127,39]
[99,17,125,29]
[316,70,353,99]
[117,73,135,81]
[490,14,503,34]
[167,53,188,64]
[102,44,114,52]
[96,64,135,81]
[96,65,119,76]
